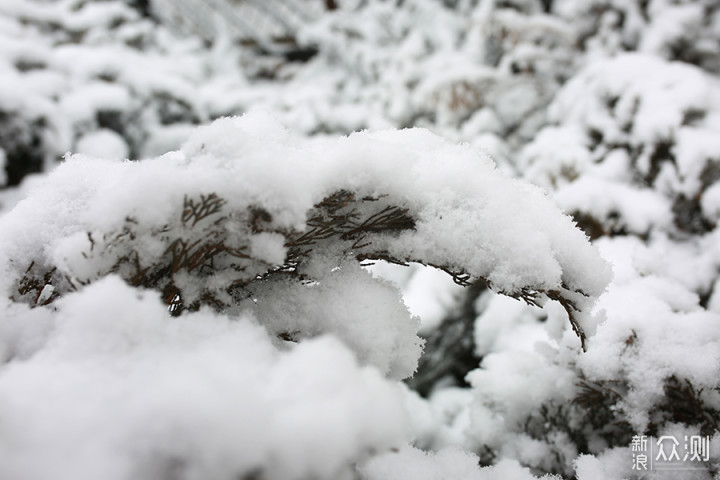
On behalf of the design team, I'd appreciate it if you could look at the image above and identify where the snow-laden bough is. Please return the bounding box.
[1,112,609,363]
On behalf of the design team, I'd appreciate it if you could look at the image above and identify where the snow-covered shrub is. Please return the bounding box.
[0,112,610,479]
[0,7,63,187]
[526,53,720,243]
[290,0,578,147]
[466,52,720,477]
[3,0,719,478]
[555,0,720,73]
[0,0,581,187]
[400,19,720,479]
[0,0,249,186]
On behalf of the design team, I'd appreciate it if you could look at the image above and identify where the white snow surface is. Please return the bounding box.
[0,277,409,480]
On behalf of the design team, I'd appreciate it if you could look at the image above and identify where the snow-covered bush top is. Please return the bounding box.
[1,113,608,362]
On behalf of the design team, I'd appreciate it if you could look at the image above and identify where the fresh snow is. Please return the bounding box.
[1,0,719,479]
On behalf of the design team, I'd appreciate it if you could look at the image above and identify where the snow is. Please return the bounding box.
[75,129,130,161]
[578,236,720,432]
[2,0,720,478]
[248,231,287,265]
[554,177,672,235]
[59,82,132,125]
[1,112,609,341]
[473,295,549,357]
[573,450,631,480]
[0,277,410,480]
[401,266,466,333]
[466,346,577,456]
[250,258,424,379]
[520,126,592,191]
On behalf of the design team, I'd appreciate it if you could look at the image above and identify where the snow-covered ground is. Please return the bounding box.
[0,1,719,479]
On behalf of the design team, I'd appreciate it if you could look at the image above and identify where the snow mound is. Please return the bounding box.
[0,277,409,480]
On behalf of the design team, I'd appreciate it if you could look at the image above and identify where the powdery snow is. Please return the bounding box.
[0,277,409,480]
[1,0,720,479]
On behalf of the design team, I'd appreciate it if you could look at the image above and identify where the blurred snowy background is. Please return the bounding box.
[0,0,719,479]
